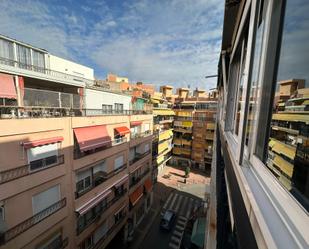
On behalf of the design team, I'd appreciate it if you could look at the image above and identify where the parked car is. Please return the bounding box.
[160,210,176,231]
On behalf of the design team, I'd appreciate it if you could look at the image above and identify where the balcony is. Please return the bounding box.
[129,151,151,165]
[0,155,64,184]
[0,56,93,86]
[173,127,193,133]
[75,163,127,198]
[129,168,150,188]
[76,189,127,235]
[0,198,66,245]
[130,130,152,140]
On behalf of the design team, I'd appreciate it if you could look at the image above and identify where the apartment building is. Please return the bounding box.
[208,0,309,248]
[171,89,217,170]
[0,35,153,249]
[151,91,174,179]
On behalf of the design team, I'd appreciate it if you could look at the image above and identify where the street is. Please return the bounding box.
[137,165,209,249]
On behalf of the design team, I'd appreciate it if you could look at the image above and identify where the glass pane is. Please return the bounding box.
[245,0,267,147]
[266,0,309,211]
[234,38,248,136]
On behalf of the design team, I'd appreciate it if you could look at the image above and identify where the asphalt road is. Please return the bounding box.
[138,191,203,249]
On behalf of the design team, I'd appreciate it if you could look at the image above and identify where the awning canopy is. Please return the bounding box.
[21,136,64,149]
[114,126,130,136]
[74,125,111,152]
[153,109,175,116]
[272,113,309,123]
[0,73,17,99]
[144,178,152,192]
[129,185,143,206]
[130,121,142,126]
[76,189,112,216]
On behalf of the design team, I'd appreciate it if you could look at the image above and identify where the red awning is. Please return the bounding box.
[130,121,142,127]
[76,189,112,215]
[144,178,152,192]
[74,125,111,152]
[22,136,64,149]
[0,73,17,99]
[115,126,130,136]
[129,185,143,206]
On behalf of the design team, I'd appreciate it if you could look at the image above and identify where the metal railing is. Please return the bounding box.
[130,130,152,140]
[76,190,127,235]
[129,151,151,165]
[0,155,64,184]
[75,164,127,198]
[129,168,150,188]
[0,107,153,119]
[0,56,94,86]
[1,198,66,245]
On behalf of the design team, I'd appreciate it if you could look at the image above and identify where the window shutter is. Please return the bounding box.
[114,155,124,170]
[32,185,60,215]
[27,143,58,163]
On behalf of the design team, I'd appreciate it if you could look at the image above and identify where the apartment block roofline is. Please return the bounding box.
[0,34,47,53]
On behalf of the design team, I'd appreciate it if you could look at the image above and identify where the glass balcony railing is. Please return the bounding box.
[0,56,94,86]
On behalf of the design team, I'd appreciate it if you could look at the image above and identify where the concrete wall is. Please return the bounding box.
[84,89,132,110]
[49,55,94,80]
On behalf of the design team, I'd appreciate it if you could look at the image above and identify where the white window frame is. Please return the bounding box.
[223,0,309,248]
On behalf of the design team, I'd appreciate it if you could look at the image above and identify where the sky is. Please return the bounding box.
[0,0,224,90]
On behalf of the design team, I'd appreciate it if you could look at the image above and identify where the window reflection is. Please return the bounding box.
[266,0,309,211]
[245,0,266,147]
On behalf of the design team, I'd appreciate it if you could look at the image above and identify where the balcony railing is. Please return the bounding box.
[129,168,150,188]
[76,190,127,235]
[0,56,94,86]
[130,130,152,140]
[1,198,66,245]
[0,107,153,119]
[44,236,69,249]
[129,151,151,165]
[0,155,64,184]
[75,164,127,198]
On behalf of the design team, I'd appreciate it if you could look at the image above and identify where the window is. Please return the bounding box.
[0,38,14,65]
[0,205,4,223]
[225,17,250,139]
[93,161,106,186]
[79,236,93,249]
[77,198,108,234]
[114,155,124,170]
[93,221,108,244]
[144,123,150,132]
[76,169,92,194]
[245,0,267,149]
[36,232,62,249]
[32,185,60,215]
[27,143,59,171]
[102,104,112,113]
[114,103,123,112]
[256,0,309,211]
[144,143,150,153]
[32,50,45,72]
[17,44,31,69]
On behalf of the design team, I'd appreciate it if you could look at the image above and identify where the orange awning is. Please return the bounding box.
[129,185,143,206]
[130,121,142,126]
[74,125,111,152]
[21,136,63,149]
[144,178,152,192]
[115,126,130,136]
[0,73,17,99]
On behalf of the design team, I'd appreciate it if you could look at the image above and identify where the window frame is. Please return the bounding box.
[223,0,309,247]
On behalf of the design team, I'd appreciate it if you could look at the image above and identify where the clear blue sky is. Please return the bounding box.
[0,0,224,90]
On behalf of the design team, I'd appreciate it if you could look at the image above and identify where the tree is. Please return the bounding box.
[185,166,190,178]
